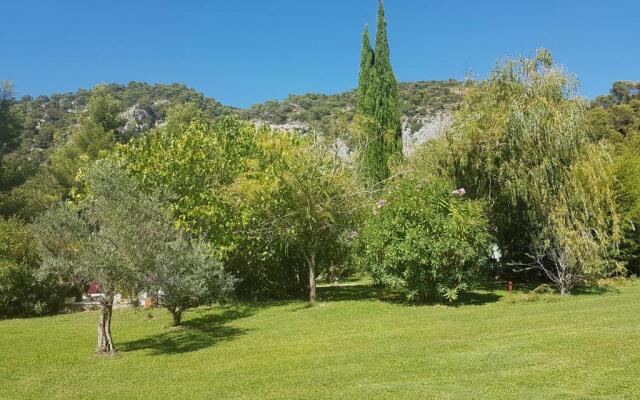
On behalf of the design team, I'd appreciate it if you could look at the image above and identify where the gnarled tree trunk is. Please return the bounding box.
[168,305,185,326]
[97,293,116,355]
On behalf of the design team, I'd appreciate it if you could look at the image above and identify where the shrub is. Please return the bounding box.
[0,217,65,318]
[354,178,492,302]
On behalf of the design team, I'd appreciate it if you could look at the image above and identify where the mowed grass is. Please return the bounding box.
[1,281,639,399]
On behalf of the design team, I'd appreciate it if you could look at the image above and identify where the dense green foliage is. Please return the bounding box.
[0,170,64,221]
[0,217,65,318]
[49,86,122,189]
[355,1,402,185]
[446,50,620,294]
[34,160,180,302]
[119,115,359,300]
[0,87,125,221]
[356,179,491,302]
[587,81,640,274]
[221,131,361,301]
[0,83,234,200]
[357,26,373,116]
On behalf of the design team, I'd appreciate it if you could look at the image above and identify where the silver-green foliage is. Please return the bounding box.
[33,159,230,352]
[152,237,233,326]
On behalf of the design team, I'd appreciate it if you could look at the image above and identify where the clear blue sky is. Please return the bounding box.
[2,0,639,108]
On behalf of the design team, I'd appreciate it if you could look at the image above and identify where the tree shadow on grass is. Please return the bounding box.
[318,283,391,302]
[455,290,503,306]
[572,284,620,296]
[317,281,503,307]
[119,306,253,355]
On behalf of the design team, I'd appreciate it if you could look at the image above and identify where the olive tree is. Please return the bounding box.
[34,160,178,354]
[152,237,233,326]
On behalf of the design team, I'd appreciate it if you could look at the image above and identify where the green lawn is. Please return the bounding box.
[1,281,639,399]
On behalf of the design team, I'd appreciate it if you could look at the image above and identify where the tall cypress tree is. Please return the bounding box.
[355,0,402,186]
[356,26,373,115]
[372,0,402,160]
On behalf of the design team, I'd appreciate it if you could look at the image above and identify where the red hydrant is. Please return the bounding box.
[508,281,513,294]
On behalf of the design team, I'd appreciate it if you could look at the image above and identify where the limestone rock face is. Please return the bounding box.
[251,110,453,158]
[252,119,310,132]
[120,105,154,133]
[401,111,452,155]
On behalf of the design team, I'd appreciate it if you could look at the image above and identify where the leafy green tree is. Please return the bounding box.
[0,217,65,318]
[86,85,125,135]
[587,81,640,275]
[355,178,491,302]
[283,139,360,302]
[49,119,116,189]
[163,102,212,133]
[447,50,620,294]
[49,86,122,189]
[356,26,373,116]
[224,131,360,302]
[615,135,640,274]
[118,117,283,296]
[371,1,402,159]
[119,116,359,300]
[118,117,258,235]
[0,151,39,194]
[0,170,64,221]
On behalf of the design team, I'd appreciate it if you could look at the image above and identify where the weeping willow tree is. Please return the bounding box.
[447,49,620,294]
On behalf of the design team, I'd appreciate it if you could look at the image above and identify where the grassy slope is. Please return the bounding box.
[1,282,639,400]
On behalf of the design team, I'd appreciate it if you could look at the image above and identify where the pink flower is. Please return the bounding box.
[452,188,466,197]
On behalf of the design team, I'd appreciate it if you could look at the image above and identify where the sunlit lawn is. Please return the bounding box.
[1,280,639,399]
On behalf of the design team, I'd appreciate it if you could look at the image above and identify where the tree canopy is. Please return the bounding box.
[446,49,620,294]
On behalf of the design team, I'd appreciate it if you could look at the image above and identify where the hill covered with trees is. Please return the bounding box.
[19,80,460,136]
[4,79,462,170]
[244,80,461,133]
